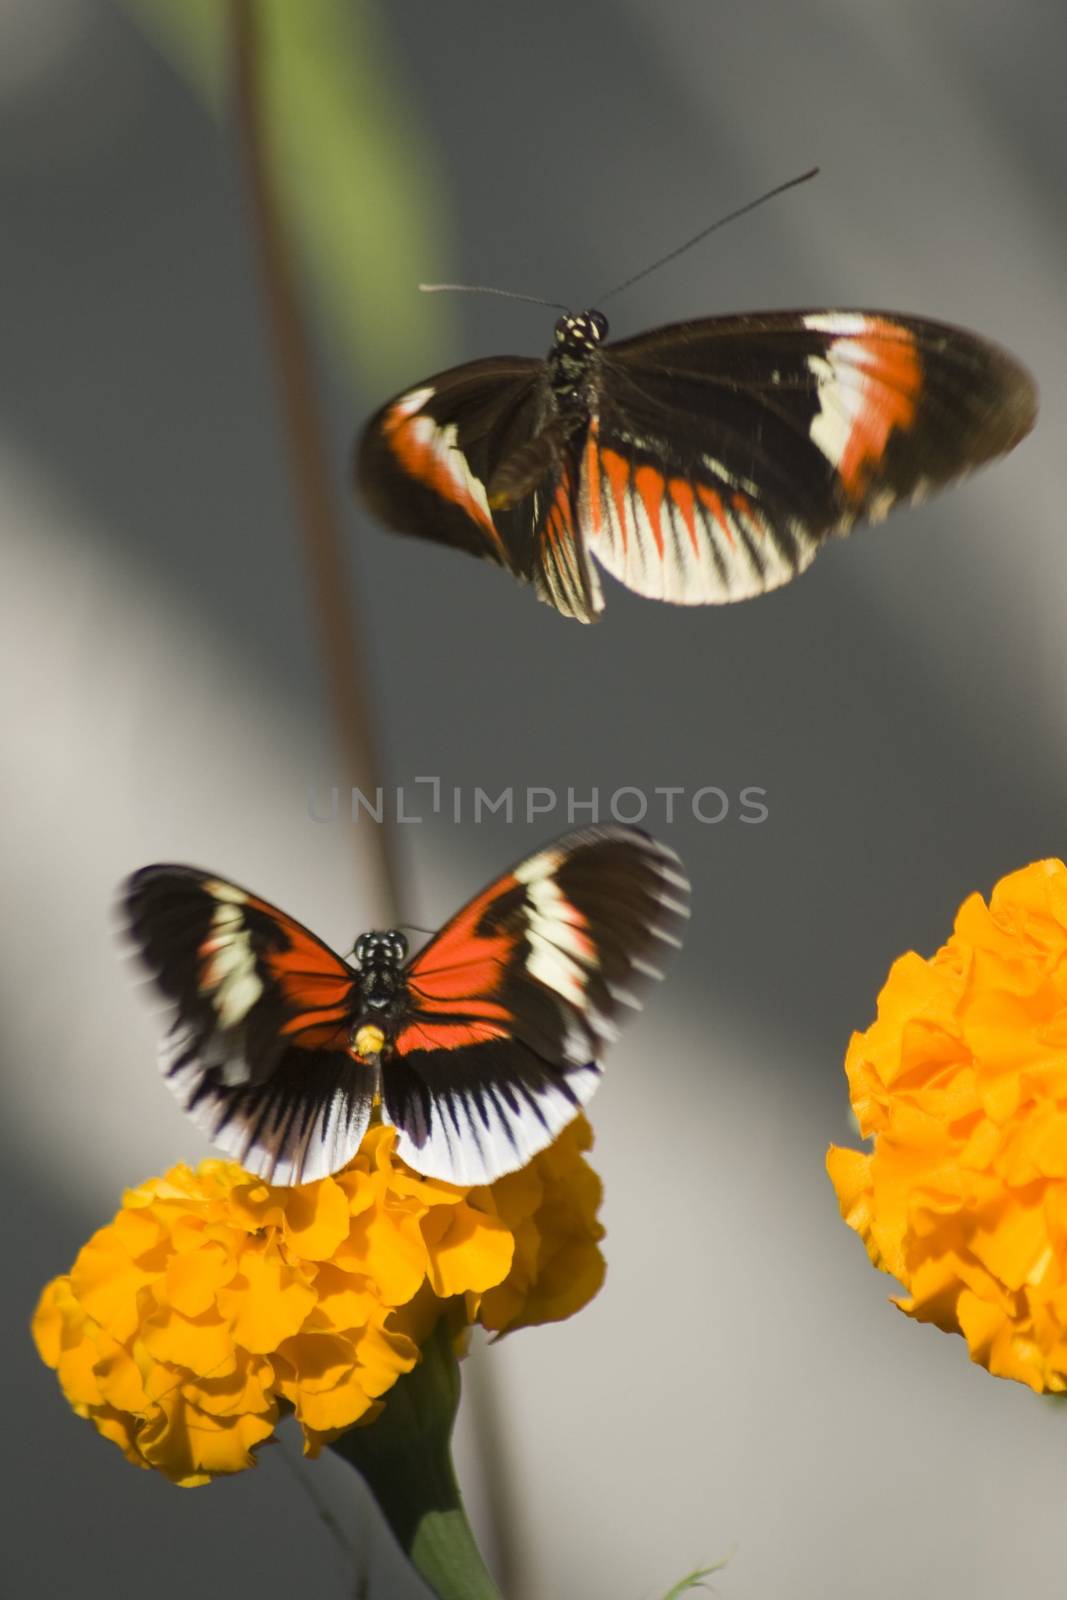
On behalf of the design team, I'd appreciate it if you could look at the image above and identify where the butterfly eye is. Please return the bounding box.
[586,310,609,342]
[389,931,409,963]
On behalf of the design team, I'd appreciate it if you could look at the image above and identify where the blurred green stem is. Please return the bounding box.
[331,1321,504,1600]
[229,0,399,923]
[229,8,503,1592]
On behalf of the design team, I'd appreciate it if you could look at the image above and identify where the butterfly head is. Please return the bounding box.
[353,929,409,970]
[553,309,609,352]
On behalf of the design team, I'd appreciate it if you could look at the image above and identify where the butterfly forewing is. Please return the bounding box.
[382,826,689,1186]
[124,867,372,1185]
[357,357,543,573]
[585,311,1037,604]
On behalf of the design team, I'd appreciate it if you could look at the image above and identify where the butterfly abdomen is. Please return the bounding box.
[489,427,573,509]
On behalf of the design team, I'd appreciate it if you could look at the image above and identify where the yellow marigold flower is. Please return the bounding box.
[827,858,1067,1391]
[33,1119,604,1485]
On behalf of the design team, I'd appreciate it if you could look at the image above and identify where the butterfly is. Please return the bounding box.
[123,826,689,1187]
[356,305,1037,624]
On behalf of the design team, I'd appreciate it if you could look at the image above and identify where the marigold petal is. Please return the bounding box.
[479,1124,606,1333]
[338,1206,429,1305]
[352,1320,420,1399]
[831,858,1067,1392]
[225,1178,290,1235]
[969,1195,1049,1292]
[278,1321,416,1436]
[976,1064,1025,1123]
[309,1264,376,1332]
[281,1177,351,1261]
[92,1404,150,1470]
[139,1393,277,1483]
[32,1278,82,1368]
[93,1334,151,1412]
[957,1289,1051,1390]
[282,1363,378,1436]
[483,1163,545,1228]
[56,1333,106,1409]
[424,1202,514,1299]
[499,1237,606,1330]
[111,1205,167,1259]
[163,1244,233,1319]
[69,1231,155,1342]
[1004,1113,1067,1190]
[275,1332,358,1395]
[826,1146,882,1260]
[179,1353,275,1418]
[142,1309,237,1375]
[216,1245,316,1353]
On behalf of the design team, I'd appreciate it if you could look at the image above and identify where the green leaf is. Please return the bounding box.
[113,0,454,387]
[660,1556,731,1600]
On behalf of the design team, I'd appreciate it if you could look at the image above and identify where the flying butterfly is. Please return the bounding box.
[356,171,1037,623]
[123,827,689,1187]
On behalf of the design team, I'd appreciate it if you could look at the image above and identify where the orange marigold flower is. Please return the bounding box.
[827,858,1067,1391]
[33,1119,604,1485]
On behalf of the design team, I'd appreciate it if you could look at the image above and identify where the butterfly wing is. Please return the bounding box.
[583,310,1036,604]
[383,826,689,1185]
[528,443,604,622]
[357,357,542,575]
[124,866,373,1184]
[356,357,605,623]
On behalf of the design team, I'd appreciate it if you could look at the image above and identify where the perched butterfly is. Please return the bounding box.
[357,304,1036,624]
[124,827,689,1187]
[357,167,1036,623]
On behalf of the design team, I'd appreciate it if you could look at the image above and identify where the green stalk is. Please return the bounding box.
[330,1320,504,1600]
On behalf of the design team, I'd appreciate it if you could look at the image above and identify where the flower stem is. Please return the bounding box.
[331,1320,504,1600]
[229,0,400,926]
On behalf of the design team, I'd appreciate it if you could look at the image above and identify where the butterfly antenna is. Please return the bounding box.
[419,282,568,313]
[398,922,435,937]
[595,166,820,305]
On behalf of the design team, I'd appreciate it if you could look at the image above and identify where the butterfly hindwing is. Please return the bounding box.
[357,358,606,623]
[530,453,604,622]
[382,826,689,1186]
[124,867,372,1185]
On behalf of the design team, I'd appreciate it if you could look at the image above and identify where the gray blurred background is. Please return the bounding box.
[4,1,1066,1596]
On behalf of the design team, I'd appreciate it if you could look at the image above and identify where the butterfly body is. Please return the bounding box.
[357,306,1036,622]
[351,928,409,1018]
[125,828,689,1188]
